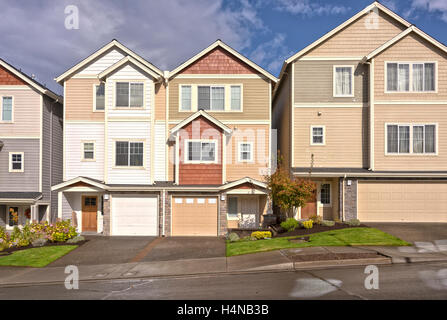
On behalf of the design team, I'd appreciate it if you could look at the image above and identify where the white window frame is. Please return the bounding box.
[93,83,105,112]
[238,141,254,163]
[197,85,225,112]
[179,85,192,111]
[385,61,438,93]
[230,85,243,111]
[385,123,438,156]
[227,196,239,220]
[319,183,332,207]
[333,65,354,97]
[113,139,146,168]
[1,95,14,123]
[184,139,218,164]
[81,141,96,161]
[114,81,145,109]
[310,125,325,146]
[9,152,24,172]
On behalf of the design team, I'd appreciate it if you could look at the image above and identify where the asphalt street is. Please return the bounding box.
[0,261,446,300]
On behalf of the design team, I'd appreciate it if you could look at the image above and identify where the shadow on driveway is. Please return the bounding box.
[365,222,447,244]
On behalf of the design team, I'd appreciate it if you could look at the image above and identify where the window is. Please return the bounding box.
[334,66,353,97]
[8,207,19,227]
[2,96,13,121]
[115,141,144,167]
[82,142,95,160]
[180,85,191,111]
[84,197,97,206]
[320,184,331,205]
[115,82,144,108]
[9,152,24,172]
[387,62,436,92]
[311,126,325,145]
[186,140,217,163]
[387,124,436,154]
[238,142,253,162]
[228,197,238,218]
[198,86,224,111]
[231,86,241,111]
[94,83,105,111]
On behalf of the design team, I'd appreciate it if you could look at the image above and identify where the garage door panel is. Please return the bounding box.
[358,182,447,222]
[172,196,218,236]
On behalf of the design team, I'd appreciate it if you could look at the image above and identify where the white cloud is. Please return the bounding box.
[275,0,350,16]
[249,33,294,72]
[406,0,447,22]
[381,0,397,11]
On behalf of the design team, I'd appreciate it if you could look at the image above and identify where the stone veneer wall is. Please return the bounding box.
[164,192,171,236]
[219,193,227,236]
[343,178,358,221]
[103,195,110,236]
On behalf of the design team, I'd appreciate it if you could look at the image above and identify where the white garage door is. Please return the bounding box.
[358,181,447,222]
[112,195,158,236]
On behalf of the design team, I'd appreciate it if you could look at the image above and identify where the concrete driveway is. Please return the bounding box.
[365,222,447,244]
[49,236,156,267]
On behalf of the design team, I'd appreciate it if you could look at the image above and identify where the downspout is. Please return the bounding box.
[342,174,346,221]
[162,189,166,236]
[365,59,375,171]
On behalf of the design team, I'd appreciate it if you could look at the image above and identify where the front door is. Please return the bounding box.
[301,191,317,219]
[239,196,258,228]
[82,196,98,232]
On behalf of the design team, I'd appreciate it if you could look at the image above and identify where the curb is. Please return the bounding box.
[293,257,391,270]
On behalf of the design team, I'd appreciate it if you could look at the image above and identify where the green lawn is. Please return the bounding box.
[0,245,78,268]
[226,227,410,257]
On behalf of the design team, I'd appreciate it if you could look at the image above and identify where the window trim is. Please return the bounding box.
[113,81,145,109]
[184,139,218,164]
[1,95,14,123]
[319,182,332,207]
[179,85,192,112]
[238,141,254,163]
[230,85,243,111]
[197,85,226,112]
[385,123,438,156]
[178,84,243,112]
[310,125,325,146]
[93,83,105,112]
[112,139,146,169]
[333,65,354,97]
[81,141,96,162]
[384,61,438,93]
[9,152,24,173]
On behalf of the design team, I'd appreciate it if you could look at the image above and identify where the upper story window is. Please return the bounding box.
[185,140,217,163]
[1,96,13,122]
[311,126,325,145]
[94,83,105,111]
[333,66,353,97]
[198,86,224,111]
[116,82,144,108]
[180,85,192,111]
[386,124,436,154]
[82,142,95,161]
[9,152,24,172]
[386,62,436,92]
[238,142,253,162]
[115,141,144,167]
[320,183,331,205]
[231,86,242,111]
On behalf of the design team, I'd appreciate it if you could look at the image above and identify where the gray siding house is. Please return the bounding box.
[0,59,63,229]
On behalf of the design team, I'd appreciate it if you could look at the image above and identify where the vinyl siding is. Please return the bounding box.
[374,33,447,101]
[293,107,368,168]
[0,138,40,191]
[65,78,104,121]
[65,122,105,181]
[78,48,126,75]
[154,121,166,181]
[0,87,41,136]
[307,10,406,57]
[294,60,368,104]
[374,104,447,170]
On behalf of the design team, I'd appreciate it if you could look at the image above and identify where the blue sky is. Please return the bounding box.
[1,0,446,94]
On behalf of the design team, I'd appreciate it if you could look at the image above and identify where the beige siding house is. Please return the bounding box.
[273,1,447,222]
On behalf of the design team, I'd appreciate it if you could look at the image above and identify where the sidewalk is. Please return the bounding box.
[1,245,446,287]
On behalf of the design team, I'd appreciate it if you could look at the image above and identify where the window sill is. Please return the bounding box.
[385,91,437,94]
[112,166,146,170]
[0,121,14,124]
[81,159,96,162]
[9,170,24,173]
[227,216,240,221]
[385,153,438,157]
[113,107,145,110]
[333,95,354,98]
[310,143,326,146]
[93,110,105,113]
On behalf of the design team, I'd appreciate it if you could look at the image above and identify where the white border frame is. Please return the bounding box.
[0,95,14,123]
[184,139,218,164]
[179,84,192,112]
[112,139,146,169]
[384,123,438,156]
[237,141,254,163]
[310,125,325,146]
[81,141,96,162]
[92,83,105,112]
[384,61,438,94]
[9,152,24,173]
[113,81,146,109]
[333,65,355,98]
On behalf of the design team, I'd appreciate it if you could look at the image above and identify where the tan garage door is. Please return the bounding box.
[358,181,447,222]
[172,196,218,236]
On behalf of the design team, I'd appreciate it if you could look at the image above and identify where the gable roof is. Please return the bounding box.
[364,25,447,61]
[51,176,107,191]
[170,110,232,135]
[167,40,278,83]
[98,55,162,80]
[55,39,164,83]
[221,177,267,190]
[274,1,411,96]
[0,59,62,101]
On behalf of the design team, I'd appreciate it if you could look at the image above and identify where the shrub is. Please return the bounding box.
[31,238,48,247]
[66,235,85,244]
[0,238,9,251]
[321,220,335,227]
[345,219,361,227]
[310,215,323,225]
[0,226,8,241]
[250,231,272,240]
[280,218,299,232]
[227,233,240,243]
[302,220,313,229]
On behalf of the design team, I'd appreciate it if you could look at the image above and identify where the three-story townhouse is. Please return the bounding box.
[0,59,62,229]
[273,1,447,223]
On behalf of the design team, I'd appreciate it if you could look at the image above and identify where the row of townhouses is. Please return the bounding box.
[1,2,446,237]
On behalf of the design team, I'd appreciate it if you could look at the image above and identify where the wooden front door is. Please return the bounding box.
[82,196,98,232]
[301,191,317,219]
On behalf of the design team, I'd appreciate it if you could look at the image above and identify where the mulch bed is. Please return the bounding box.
[273,222,370,238]
[291,252,382,262]
[0,240,88,256]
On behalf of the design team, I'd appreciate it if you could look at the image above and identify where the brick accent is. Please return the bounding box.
[164,192,172,236]
[219,193,228,236]
[0,65,26,85]
[343,178,358,221]
[103,194,111,236]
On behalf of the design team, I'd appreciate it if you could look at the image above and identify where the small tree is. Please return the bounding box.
[265,154,316,218]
